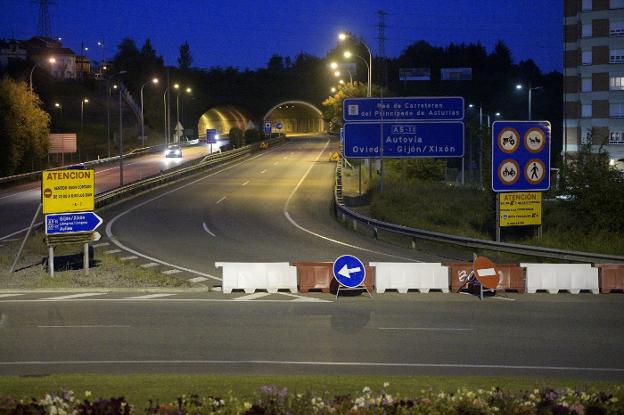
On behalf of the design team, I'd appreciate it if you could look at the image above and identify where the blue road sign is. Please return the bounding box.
[343,97,464,122]
[343,122,464,158]
[206,129,217,144]
[45,211,103,235]
[276,122,283,130]
[333,255,366,288]
[263,121,272,134]
[491,121,551,192]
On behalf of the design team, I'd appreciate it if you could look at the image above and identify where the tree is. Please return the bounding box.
[178,41,193,70]
[0,77,50,176]
[322,82,381,132]
[267,54,285,71]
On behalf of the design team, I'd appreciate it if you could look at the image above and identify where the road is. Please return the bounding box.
[0,292,622,379]
[0,142,221,241]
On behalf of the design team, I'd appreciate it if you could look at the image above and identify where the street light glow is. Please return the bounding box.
[49,57,56,64]
[338,32,347,41]
[152,78,159,84]
[330,62,338,69]
[331,87,336,93]
[516,84,523,90]
[173,83,180,90]
[343,50,352,58]
[468,104,474,108]
[339,79,345,84]
[334,71,340,77]
[186,87,192,93]
[495,112,502,116]
[54,102,61,108]
[83,98,89,103]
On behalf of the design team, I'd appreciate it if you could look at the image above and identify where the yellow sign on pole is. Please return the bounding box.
[41,169,95,214]
[329,151,340,161]
[499,192,542,227]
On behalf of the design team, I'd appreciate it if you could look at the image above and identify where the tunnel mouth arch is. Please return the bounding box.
[263,100,325,134]
[197,105,254,138]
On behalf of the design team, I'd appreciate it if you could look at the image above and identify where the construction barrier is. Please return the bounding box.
[446,263,526,293]
[215,262,297,294]
[594,264,624,293]
[521,263,599,294]
[369,262,449,293]
[293,262,375,293]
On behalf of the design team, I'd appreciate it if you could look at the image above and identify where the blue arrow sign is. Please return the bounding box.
[343,97,464,122]
[333,255,366,288]
[343,122,464,158]
[45,211,103,235]
[263,122,272,134]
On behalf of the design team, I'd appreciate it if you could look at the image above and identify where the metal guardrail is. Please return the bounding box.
[95,137,284,208]
[333,163,624,263]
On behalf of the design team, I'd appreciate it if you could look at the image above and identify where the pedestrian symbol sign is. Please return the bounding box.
[492,121,550,192]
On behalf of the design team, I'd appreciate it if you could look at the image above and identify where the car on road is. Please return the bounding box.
[164,144,182,158]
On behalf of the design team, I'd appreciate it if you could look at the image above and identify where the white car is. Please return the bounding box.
[164,144,182,158]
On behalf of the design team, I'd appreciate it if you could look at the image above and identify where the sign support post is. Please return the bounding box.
[10,203,42,273]
[495,194,501,242]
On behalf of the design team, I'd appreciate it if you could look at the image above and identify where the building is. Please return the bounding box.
[25,36,76,79]
[564,0,624,167]
[0,39,27,67]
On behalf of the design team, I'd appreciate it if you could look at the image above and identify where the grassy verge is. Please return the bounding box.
[0,374,620,405]
[0,230,191,289]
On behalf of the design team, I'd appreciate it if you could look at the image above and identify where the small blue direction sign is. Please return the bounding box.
[343,122,464,158]
[45,211,103,235]
[206,129,217,144]
[263,121,272,134]
[343,97,464,122]
[491,121,551,192]
[332,255,366,288]
[275,122,283,130]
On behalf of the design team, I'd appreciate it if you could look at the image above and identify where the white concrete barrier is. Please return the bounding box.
[520,263,599,294]
[370,262,450,293]
[215,262,297,294]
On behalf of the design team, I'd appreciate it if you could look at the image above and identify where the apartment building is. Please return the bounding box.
[565,0,624,166]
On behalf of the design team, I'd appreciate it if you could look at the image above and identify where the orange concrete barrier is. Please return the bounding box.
[293,262,374,293]
[594,264,624,293]
[446,262,525,293]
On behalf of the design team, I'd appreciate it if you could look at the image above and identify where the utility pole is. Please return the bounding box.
[376,10,387,192]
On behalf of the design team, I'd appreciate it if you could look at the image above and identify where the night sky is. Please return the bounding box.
[1,0,562,73]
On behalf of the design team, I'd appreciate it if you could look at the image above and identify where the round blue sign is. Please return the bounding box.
[276,122,283,129]
[332,255,366,288]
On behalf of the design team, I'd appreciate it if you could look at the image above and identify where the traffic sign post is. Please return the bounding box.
[206,129,217,153]
[263,121,272,135]
[491,121,551,241]
[332,255,372,298]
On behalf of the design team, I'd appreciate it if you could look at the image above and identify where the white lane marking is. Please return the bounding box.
[0,190,34,201]
[260,169,267,174]
[273,162,279,166]
[104,249,121,254]
[490,296,516,301]
[202,222,216,237]
[241,180,250,186]
[127,293,176,300]
[216,196,226,204]
[44,293,108,300]
[278,292,332,303]
[377,327,473,332]
[162,269,182,275]
[234,292,272,301]
[120,256,138,261]
[189,276,208,283]
[1,360,622,373]
[141,262,159,268]
[0,294,23,299]
[282,140,417,262]
[38,325,130,328]
[105,145,285,282]
[1,221,43,241]
[92,242,110,248]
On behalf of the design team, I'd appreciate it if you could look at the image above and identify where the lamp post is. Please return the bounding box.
[516,83,543,120]
[29,57,56,93]
[106,71,126,158]
[80,98,88,161]
[339,33,372,97]
[333,69,352,83]
[140,77,159,148]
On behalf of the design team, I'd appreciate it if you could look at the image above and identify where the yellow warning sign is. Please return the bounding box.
[499,192,541,227]
[41,169,95,214]
[329,151,340,161]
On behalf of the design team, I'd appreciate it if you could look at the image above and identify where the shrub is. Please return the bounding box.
[229,128,244,148]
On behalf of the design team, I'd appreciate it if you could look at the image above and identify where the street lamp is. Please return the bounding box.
[29,57,56,93]
[331,87,337,93]
[140,77,159,148]
[106,71,126,159]
[516,83,543,120]
[334,69,352,83]
[173,84,191,134]
[80,98,88,161]
[339,32,372,97]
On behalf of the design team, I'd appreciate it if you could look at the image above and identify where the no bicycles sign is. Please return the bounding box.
[491,121,551,192]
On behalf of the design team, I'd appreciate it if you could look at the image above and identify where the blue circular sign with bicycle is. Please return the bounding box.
[332,255,366,288]
[276,122,283,130]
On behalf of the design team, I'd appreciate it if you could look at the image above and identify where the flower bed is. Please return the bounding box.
[1,385,622,414]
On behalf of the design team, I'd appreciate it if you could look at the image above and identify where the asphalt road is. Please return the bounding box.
[0,292,622,379]
[0,142,220,240]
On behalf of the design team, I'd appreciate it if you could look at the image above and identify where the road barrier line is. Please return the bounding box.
[189,276,208,283]
[44,293,108,300]
[216,196,226,204]
[104,249,121,254]
[0,294,23,299]
[242,180,250,186]
[141,262,159,268]
[162,269,182,275]
[126,293,176,300]
[234,292,272,301]
[120,256,138,261]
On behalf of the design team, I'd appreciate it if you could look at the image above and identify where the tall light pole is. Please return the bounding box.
[106,71,126,158]
[334,69,352,83]
[29,57,56,93]
[140,77,159,148]
[339,33,372,97]
[80,98,88,161]
[516,83,543,120]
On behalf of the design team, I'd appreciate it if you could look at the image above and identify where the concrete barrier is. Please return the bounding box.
[293,262,375,293]
[446,263,525,293]
[521,263,599,294]
[594,264,624,293]
[215,262,297,294]
[369,262,449,293]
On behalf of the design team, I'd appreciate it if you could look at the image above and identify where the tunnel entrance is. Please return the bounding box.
[264,101,325,134]
[197,105,253,138]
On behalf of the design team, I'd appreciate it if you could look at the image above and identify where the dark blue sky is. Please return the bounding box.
[2,0,562,73]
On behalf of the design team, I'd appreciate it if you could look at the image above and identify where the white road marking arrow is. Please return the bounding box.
[338,264,361,279]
